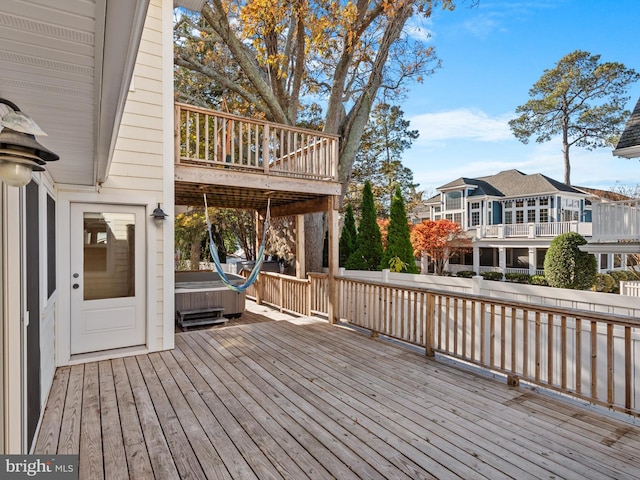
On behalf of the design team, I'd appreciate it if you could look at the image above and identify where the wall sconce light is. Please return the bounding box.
[0,98,59,187]
[151,203,168,224]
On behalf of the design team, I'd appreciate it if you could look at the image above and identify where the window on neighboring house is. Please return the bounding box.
[446,213,453,221]
[470,202,481,227]
[527,210,536,223]
[516,200,524,208]
[445,191,462,210]
[505,211,513,224]
[539,198,549,206]
[453,213,462,225]
[516,211,524,224]
[504,200,513,209]
[433,205,441,220]
[539,209,549,223]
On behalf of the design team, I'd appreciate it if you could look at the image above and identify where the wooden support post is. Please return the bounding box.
[425,292,435,357]
[296,214,306,279]
[327,196,340,324]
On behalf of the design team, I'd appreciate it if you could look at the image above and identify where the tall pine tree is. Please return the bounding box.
[339,204,357,267]
[380,187,418,273]
[346,181,383,271]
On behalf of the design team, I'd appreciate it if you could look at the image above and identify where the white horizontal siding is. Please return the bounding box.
[99,0,168,351]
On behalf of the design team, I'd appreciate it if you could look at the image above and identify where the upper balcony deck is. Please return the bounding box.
[174,103,342,213]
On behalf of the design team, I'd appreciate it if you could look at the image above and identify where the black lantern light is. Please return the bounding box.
[0,98,59,187]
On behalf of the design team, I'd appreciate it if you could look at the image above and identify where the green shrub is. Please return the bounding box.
[607,270,637,293]
[346,181,383,271]
[481,271,503,281]
[380,187,418,273]
[544,232,596,289]
[530,275,548,286]
[456,270,476,278]
[591,273,616,293]
[505,272,531,284]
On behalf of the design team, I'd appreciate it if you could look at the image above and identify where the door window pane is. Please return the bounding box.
[84,212,135,300]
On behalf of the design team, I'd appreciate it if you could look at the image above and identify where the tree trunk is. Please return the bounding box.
[305,212,324,273]
[190,242,201,270]
[562,118,571,185]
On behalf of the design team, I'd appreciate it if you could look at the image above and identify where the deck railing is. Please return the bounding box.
[592,200,640,241]
[478,221,592,238]
[245,270,640,416]
[175,103,339,180]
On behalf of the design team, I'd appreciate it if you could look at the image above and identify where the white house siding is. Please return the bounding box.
[91,0,172,351]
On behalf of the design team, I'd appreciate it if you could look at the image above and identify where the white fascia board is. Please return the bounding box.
[95,0,151,184]
[613,145,640,159]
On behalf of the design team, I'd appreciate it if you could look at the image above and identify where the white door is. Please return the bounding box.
[70,203,146,355]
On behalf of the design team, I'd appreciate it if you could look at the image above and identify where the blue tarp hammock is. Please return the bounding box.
[204,194,271,293]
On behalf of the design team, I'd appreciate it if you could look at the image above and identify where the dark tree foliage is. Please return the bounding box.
[339,204,357,267]
[380,187,418,273]
[544,232,597,290]
[346,181,383,271]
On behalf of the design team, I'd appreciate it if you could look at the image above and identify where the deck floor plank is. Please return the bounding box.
[216,324,497,479]
[79,362,104,480]
[111,358,155,480]
[34,303,640,480]
[182,332,324,480]
[98,361,128,480]
[202,328,418,480]
[239,321,554,480]
[34,366,70,454]
[57,364,84,455]
[123,356,181,480]
[135,355,208,480]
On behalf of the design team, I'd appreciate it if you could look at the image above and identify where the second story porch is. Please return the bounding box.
[475,220,593,239]
[174,103,342,213]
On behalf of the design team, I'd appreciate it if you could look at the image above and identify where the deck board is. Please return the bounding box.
[35,302,640,479]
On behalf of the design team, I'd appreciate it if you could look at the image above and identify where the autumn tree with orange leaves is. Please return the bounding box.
[410,219,471,275]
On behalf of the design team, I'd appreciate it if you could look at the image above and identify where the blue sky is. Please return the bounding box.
[400,0,640,194]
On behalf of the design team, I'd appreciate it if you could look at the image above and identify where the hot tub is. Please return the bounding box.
[175,270,246,321]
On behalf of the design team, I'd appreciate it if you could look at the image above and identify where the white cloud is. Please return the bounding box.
[410,108,513,143]
[404,24,434,42]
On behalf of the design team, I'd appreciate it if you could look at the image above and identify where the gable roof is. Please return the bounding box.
[613,97,640,159]
[437,169,582,199]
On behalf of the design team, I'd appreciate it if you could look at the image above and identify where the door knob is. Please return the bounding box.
[73,284,79,289]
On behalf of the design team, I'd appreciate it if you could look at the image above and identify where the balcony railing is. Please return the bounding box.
[175,102,339,181]
[477,221,592,239]
[246,270,640,416]
[592,200,640,242]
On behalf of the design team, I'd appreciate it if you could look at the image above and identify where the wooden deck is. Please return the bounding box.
[35,303,640,479]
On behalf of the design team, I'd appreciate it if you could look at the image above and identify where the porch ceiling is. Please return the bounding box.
[175,180,332,217]
[0,0,149,186]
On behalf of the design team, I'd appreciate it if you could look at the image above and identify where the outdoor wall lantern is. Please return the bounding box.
[0,98,59,187]
[151,203,168,225]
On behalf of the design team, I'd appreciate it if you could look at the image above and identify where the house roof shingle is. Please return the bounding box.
[437,169,582,199]
[613,97,640,158]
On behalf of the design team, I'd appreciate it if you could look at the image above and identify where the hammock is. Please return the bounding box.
[204,194,271,293]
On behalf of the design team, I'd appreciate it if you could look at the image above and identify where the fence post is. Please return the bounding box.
[306,275,312,316]
[425,292,436,357]
[255,273,263,305]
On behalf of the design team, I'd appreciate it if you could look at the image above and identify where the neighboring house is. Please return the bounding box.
[581,97,640,262]
[410,169,615,276]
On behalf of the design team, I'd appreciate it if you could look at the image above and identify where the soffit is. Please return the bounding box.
[0,0,149,186]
